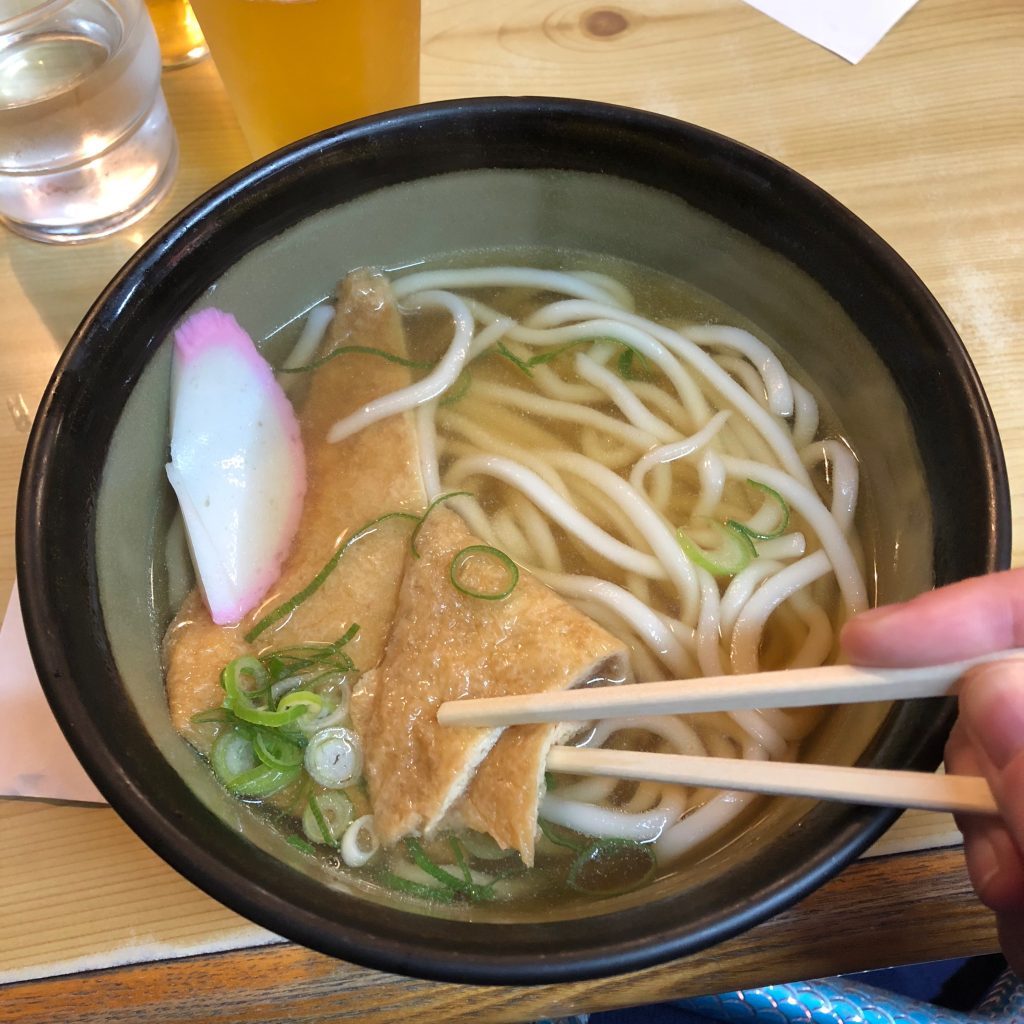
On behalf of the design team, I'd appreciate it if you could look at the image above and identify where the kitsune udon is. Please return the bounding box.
[162,255,868,906]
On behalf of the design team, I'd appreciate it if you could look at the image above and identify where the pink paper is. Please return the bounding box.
[0,583,105,803]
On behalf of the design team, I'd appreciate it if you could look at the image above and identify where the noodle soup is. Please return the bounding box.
[162,252,871,910]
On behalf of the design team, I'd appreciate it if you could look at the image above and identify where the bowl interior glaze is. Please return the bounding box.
[18,99,1009,984]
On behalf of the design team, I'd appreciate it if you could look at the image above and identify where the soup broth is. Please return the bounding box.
[162,249,873,911]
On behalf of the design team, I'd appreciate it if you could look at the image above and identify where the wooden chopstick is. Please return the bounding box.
[438,652,1019,815]
[437,649,1024,728]
[546,747,998,816]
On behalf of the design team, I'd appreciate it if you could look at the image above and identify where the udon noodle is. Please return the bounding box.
[166,257,867,904]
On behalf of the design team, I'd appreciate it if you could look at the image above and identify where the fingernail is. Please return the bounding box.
[961,660,1024,770]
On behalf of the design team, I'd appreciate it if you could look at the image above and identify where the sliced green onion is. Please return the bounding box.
[260,625,359,680]
[409,490,472,558]
[221,655,305,727]
[448,836,473,884]
[254,730,304,769]
[377,870,456,904]
[676,520,757,577]
[727,479,791,541]
[615,344,652,381]
[494,339,595,376]
[617,347,637,379]
[286,835,317,856]
[566,838,657,896]
[304,727,361,788]
[278,344,434,374]
[538,818,584,853]
[439,368,472,407]
[246,512,418,642]
[449,545,519,601]
[525,340,587,367]
[302,791,353,847]
[222,655,270,701]
[287,774,313,815]
[230,697,306,729]
[404,838,495,901]
[495,341,534,376]
[276,690,324,718]
[210,727,258,785]
[228,763,301,798]
[190,707,233,724]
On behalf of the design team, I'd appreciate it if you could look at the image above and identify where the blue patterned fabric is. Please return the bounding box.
[562,967,1024,1024]
[678,973,1023,1024]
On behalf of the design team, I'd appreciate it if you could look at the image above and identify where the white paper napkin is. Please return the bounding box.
[742,0,920,64]
[0,583,105,803]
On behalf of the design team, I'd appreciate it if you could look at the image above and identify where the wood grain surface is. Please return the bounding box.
[3,849,997,1023]
[1,0,1021,1018]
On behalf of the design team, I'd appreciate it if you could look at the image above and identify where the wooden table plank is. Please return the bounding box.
[3,848,997,1024]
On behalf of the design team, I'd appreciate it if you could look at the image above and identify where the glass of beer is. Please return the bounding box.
[187,0,420,157]
[145,0,208,69]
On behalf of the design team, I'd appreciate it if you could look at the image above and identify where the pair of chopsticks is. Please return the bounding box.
[437,651,1024,816]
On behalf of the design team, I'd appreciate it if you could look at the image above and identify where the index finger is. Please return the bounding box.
[841,569,1024,668]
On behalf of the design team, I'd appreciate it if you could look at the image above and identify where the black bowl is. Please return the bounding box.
[17,98,1010,984]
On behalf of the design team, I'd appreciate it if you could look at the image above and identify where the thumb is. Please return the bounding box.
[959,660,1024,914]
[841,569,1024,667]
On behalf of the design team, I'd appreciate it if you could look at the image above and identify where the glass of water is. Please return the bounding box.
[0,0,178,243]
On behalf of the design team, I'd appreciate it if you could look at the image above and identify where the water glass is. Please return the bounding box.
[0,0,179,243]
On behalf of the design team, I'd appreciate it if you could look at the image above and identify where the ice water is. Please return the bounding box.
[0,0,177,242]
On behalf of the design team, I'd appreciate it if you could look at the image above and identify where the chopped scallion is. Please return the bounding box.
[727,479,791,541]
[538,819,584,853]
[404,837,495,901]
[565,838,657,896]
[260,625,359,681]
[409,491,472,558]
[286,835,316,856]
[210,727,258,785]
[254,730,304,770]
[190,707,232,724]
[277,345,434,375]
[449,545,519,601]
[616,345,652,380]
[676,520,757,577]
[220,655,312,727]
[377,870,456,903]
[275,690,324,719]
[495,341,534,376]
[245,512,419,642]
[227,763,301,798]
[304,727,361,789]
[439,368,472,407]
[303,791,353,847]
[448,835,473,885]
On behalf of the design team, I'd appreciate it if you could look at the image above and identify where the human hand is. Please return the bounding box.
[842,569,1024,977]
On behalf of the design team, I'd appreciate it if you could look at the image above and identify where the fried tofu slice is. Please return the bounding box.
[354,508,628,864]
[165,270,426,743]
[450,721,579,867]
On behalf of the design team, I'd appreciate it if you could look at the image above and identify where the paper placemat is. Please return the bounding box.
[740,0,920,64]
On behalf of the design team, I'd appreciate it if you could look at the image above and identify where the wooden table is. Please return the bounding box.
[3,0,1022,1019]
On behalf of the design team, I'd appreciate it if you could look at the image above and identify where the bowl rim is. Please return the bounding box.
[16,96,1011,985]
